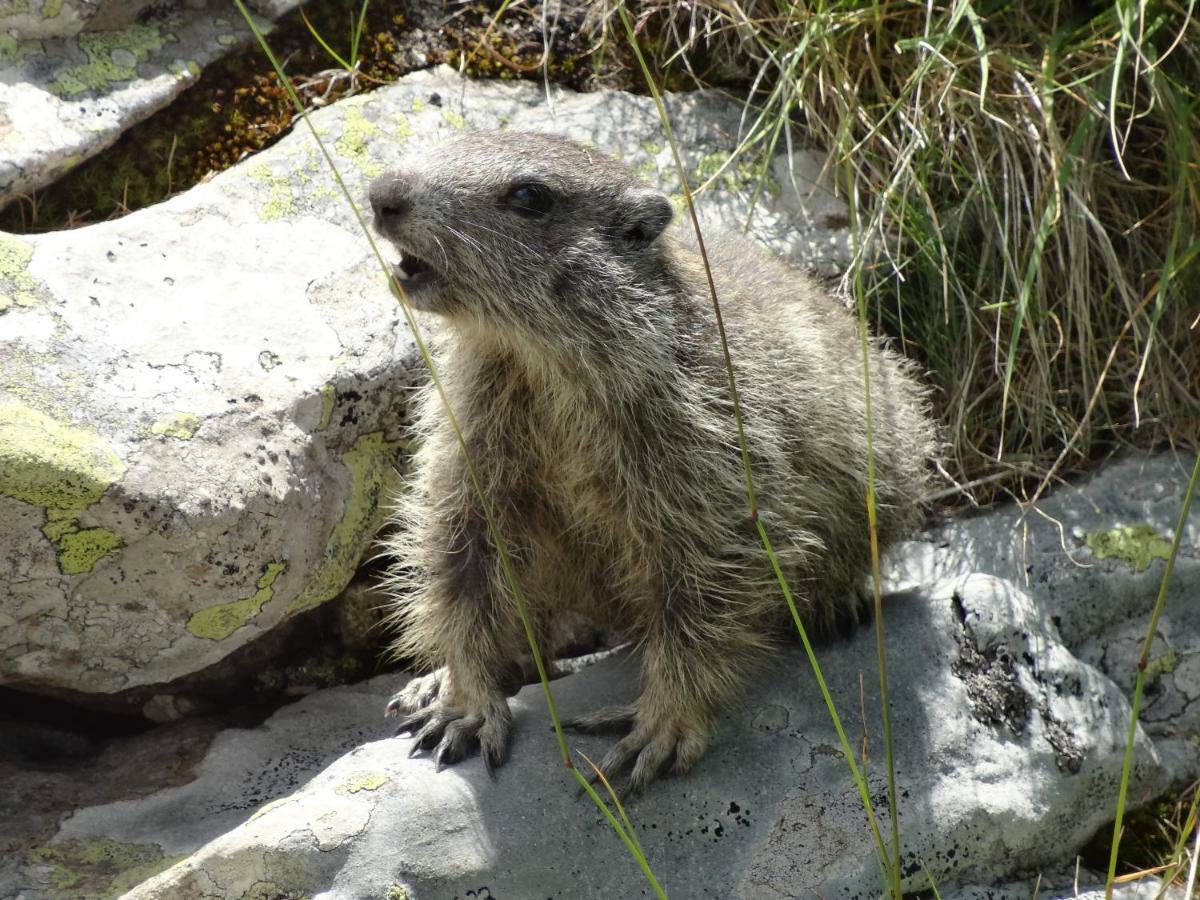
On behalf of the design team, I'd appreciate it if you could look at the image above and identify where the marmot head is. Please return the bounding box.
[369,132,675,340]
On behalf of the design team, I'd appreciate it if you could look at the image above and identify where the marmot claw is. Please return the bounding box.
[392,697,512,776]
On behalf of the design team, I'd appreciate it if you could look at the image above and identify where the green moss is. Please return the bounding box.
[43,0,63,17]
[26,840,182,899]
[48,24,171,97]
[288,432,402,613]
[387,884,412,900]
[150,412,202,440]
[0,232,41,311]
[318,383,335,431]
[1085,524,1173,572]
[337,771,389,794]
[187,561,287,640]
[641,140,663,155]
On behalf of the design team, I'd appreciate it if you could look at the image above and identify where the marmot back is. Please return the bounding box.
[369,131,937,791]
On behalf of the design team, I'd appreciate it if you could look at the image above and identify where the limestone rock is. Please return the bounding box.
[1,65,851,699]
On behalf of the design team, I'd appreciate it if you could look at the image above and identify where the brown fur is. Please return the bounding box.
[369,132,937,790]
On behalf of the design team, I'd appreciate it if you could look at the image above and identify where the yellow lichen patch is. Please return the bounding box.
[247,162,296,221]
[337,771,390,795]
[288,432,402,613]
[26,840,183,900]
[150,412,202,440]
[0,33,43,67]
[248,795,295,822]
[441,108,467,131]
[0,232,41,311]
[53,525,123,575]
[48,24,172,96]
[0,402,126,510]
[335,104,383,177]
[318,383,336,431]
[1085,524,1173,572]
[395,113,413,143]
[186,561,287,640]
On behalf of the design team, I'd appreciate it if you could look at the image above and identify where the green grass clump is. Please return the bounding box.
[595,0,1200,503]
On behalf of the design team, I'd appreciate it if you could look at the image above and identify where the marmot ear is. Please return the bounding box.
[620,189,673,250]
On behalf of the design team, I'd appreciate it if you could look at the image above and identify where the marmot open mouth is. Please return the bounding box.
[393,253,435,292]
[398,254,432,279]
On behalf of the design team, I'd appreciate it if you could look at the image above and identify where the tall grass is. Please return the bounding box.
[593,0,1200,502]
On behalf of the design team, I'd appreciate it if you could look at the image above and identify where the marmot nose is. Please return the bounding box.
[369,171,413,229]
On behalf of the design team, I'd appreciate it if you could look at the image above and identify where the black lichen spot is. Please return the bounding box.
[950,592,1031,734]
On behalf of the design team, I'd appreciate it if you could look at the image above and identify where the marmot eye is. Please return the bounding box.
[503,181,555,218]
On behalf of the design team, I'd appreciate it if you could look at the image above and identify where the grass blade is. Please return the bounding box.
[1105,452,1200,898]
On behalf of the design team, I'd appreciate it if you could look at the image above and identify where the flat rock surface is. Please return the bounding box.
[1,65,850,699]
[4,451,1196,898]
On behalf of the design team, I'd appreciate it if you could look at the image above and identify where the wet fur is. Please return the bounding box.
[372,133,936,789]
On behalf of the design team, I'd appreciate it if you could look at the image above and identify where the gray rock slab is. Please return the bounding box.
[1,64,850,699]
[0,0,296,205]
[7,566,1168,898]
[886,452,1200,785]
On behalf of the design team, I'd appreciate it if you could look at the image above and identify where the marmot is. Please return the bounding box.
[369,131,936,792]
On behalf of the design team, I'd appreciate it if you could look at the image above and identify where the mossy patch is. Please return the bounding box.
[1085,524,1173,572]
[26,840,184,899]
[48,24,172,97]
[150,412,202,440]
[337,771,390,795]
[187,561,287,640]
[288,431,402,613]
